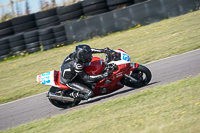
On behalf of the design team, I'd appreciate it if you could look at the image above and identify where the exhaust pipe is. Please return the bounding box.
[47,92,75,102]
[124,74,138,83]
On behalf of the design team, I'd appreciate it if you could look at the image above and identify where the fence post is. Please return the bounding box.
[10,0,15,17]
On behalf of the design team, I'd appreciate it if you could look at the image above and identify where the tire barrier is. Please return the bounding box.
[107,0,134,11]
[8,33,26,55]
[53,24,68,47]
[0,20,14,38]
[24,30,41,54]
[0,37,11,60]
[82,0,109,16]
[39,27,55,51]
[57,2,83,23]
[35,8,59,29]
[11,14,36,33]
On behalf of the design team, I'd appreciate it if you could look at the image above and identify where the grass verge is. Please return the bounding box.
[0,10,200,103]
[1,74,200,133]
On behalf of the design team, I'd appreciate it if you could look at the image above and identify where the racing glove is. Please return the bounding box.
[104,47,110,53]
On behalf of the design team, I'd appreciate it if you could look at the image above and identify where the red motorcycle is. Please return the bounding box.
[36,49,152,108]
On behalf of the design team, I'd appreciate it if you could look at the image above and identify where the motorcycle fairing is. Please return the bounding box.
[83,57,105,75]
[37,70,56,86]
[108,49,131,65]
[36,70,69,89]
[54,71,69,89]
[92,63,138,96]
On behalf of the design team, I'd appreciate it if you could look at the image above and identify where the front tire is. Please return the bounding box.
[48,87,81,109]
[121,65,152,88]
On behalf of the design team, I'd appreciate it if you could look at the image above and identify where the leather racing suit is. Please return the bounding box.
[60,48,107,100]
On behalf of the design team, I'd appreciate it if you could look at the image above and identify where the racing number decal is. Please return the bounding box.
[122,53,130,61]
[41,72,50,84]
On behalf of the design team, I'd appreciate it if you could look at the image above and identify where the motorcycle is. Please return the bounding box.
[36,49,152,108]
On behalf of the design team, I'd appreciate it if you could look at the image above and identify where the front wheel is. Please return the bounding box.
[121,65,152,88]
[48,87,81,109]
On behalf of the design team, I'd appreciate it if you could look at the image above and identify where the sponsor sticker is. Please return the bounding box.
[41,71,51,84]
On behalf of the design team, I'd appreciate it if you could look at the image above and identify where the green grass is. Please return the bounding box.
[0,10,200,103]
[2,74,200,133]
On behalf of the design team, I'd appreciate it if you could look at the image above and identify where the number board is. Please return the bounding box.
[41,71,51,84]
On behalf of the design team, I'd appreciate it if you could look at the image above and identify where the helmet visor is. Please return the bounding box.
[83,51,92,62]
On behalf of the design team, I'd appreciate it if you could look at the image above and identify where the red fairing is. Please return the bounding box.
[135,63,139,68]
[54,71,69,89]
[84,57,105,75]
[117,49,127,54]
[128,63,139,73]
[118,63,130,71]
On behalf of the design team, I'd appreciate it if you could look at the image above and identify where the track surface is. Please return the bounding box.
[0,49,200,131]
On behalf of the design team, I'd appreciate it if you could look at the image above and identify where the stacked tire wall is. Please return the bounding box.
[39,27,56,51]
[24,30,41,54]
[82,0,109,16]
[107,0,134,11]
[11,14,36,33]
[57,2,83,23]
[0,0,147,60]
[0,38,10,60]
[35,8,59,29]
[53,24,67,47]
[0,20,13,38]
[8,33,26,55]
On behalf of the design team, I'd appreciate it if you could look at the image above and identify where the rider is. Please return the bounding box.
[60,44,111,100]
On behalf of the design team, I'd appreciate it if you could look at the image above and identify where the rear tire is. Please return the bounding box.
[121,65,152,88]
[48,87,81,109]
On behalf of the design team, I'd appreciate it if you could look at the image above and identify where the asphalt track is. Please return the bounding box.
[0,49,200,131]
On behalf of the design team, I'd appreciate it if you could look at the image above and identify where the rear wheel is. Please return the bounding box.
[121,65,152,88]
[48,87,81,109]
